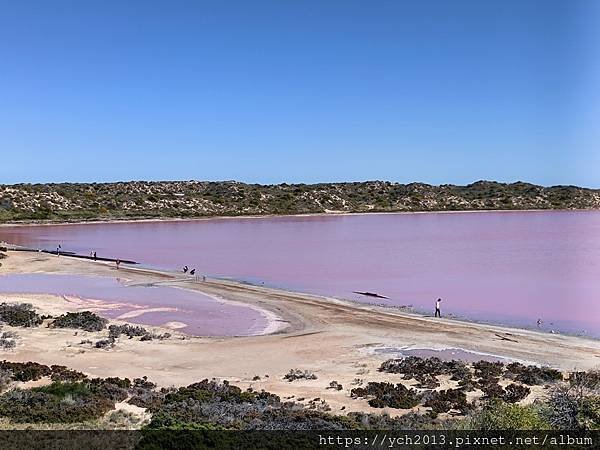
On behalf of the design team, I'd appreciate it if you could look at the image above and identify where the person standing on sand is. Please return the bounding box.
[93,251,97,261]
[435,298,442,318]
[116,259,121,270]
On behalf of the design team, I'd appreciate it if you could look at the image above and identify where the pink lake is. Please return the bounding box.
[0,273,268,337]
[1,211,599,337]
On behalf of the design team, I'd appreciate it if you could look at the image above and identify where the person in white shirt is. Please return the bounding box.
[435,298,442,317]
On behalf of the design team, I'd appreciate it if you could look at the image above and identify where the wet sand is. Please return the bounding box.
[0,250,599,415]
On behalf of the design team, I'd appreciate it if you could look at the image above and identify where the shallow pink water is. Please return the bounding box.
[1,211,599,336]
[0,274,268,336]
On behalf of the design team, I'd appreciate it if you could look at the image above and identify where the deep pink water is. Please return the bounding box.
[1,211,599,336]
[0,274,268,336]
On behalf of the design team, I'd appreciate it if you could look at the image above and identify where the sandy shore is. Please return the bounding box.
[0,250,599,415]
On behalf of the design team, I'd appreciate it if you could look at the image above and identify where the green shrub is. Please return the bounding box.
[424,389,469,414]
[350,382,422,409]
[32,380,91,398]
[505,363,562,385]
[0,303,42,327]
[0,361,52,382]
[503,383,531,403]
[0,381,114,423]
[52,311,108,332]
[50,365,88,382]
[466,399,551,430]
[577,396,600,430]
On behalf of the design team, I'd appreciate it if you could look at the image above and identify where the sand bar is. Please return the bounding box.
[0,250,599,414]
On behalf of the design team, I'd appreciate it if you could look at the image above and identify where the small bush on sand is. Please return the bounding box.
[423,389,469,414]
[0,330,18,349]
[505,362,562,385]
[380,357,473,390]
[95,338,115,350]
[0,303,42,327]
[327,381,343,391]
[108,324,148,339]
[478,378,505,400]
[351,382,422,409]
[284,369,317,382]
[473,360,504,378]
[108,324,171,341]
[502,383,531,403]
[52,311,108,332]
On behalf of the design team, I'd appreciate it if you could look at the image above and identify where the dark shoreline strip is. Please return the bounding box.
[9,247,137,265]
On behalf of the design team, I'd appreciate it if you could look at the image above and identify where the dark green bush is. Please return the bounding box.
[52,311,108,332]
[505,362,562,385]
[473,360,504,378]
[0,303,42,327]
[503,383,531,403]
[351,382,422,409]
[424,389,469,414]
[50,365,88,382]
[0,361,52,382]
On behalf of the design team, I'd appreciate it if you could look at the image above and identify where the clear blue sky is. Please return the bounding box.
[1,0,598,187]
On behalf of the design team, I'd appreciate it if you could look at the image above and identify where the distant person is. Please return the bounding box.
[537,318,543,327]
[435,298,442,318]
[116,259,121,270]
[57,244,61,257]
[190,268,196,275]
[202,275,206,282]
[183,265,188,273]
[93,251,97,261]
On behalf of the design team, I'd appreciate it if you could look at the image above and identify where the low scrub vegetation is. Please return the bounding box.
[1,180,598,223]
[0,361,52,382]
[0,330,18,349]
[283,369,317,382]
[423,388,469,415]
[0,303,43,327]
[351,382,422,409]
[461,399,551,430]
[51,311,108,332]
[0,381,115,423]
[108,324,171,342]
[505,362,562,385]
[0,358,595,431]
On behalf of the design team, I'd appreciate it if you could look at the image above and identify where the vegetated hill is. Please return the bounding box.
[0,180,598,222]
